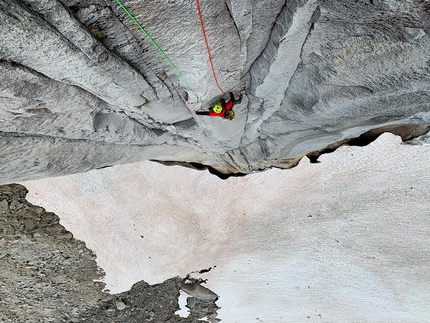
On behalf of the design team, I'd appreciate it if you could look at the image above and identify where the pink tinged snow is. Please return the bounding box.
[22,133,430,322]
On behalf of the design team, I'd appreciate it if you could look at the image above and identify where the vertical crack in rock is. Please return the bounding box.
[241,0,286,74]
[224,0,251,79]
[224,0,242,45]
[299,5,320,60]
[252,0,319,118]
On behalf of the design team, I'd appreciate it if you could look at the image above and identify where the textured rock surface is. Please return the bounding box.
[0,184,105,322]
[1,0,430,181]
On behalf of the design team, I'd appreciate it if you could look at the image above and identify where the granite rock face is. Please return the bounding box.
[1,0,430,181]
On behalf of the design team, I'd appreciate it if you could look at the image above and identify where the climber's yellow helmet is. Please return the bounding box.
[213,103,223,113]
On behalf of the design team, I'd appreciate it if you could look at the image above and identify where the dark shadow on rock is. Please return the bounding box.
[154,124,430,177]
[307,124,430,163]
[151,160,248,180]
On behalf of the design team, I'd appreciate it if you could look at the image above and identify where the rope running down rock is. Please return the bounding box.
[115,0,201,102]
[195,0,225,95]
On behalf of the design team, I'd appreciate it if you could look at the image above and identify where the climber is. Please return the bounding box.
[193,88,242,120]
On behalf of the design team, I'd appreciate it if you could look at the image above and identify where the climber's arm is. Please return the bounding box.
[229,91,235,102]
[195,111,210,115]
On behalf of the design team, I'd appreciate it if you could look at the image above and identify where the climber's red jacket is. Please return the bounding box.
[208,100,233,117]
[195,92,239,117]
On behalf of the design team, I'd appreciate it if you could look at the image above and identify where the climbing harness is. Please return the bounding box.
[223,109,235,121]
[114,0,201,102]
[195,0,225,95]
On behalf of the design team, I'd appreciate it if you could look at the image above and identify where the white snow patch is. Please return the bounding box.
[175,291,190,318]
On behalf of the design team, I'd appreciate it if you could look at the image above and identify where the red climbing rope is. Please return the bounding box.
[195,0,225,95]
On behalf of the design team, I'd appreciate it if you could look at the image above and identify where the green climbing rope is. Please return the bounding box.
[115,0,201,102]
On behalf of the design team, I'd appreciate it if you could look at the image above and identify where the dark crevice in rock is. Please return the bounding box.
[158,70,181,101]
[154,124,430,178]
[249,0,306,93]
[151,160,247,180]
[224,0,241,43]
[299,6,320,60]
[306,124,430,163]
[243,0,288,75]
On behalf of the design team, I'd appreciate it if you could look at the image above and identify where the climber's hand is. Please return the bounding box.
[229,88,235,92]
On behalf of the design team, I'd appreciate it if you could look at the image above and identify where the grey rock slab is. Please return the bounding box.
[0,60,97,136]
[181,282,218,302]
[0,0,152,108]
[0,0,430,180]
[242,0,287,73]
[0,133,224,184]
[21,0,158,101]
[254,0,319,119]
[104,0,242,101]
